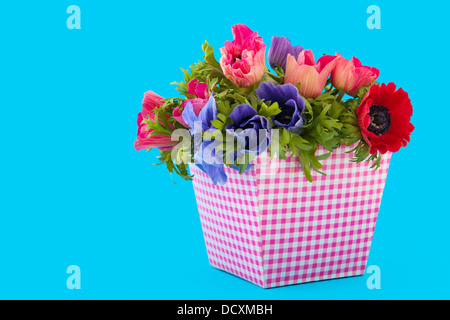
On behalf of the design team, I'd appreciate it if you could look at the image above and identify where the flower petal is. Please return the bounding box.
[197,95,218,130]
[228,104,257,127]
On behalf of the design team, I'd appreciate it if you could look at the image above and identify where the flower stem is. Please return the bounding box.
[336,90,345,102]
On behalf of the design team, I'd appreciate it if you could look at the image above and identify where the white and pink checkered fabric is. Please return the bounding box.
[190,145,391,288]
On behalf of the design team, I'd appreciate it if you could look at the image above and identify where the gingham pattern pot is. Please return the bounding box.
[190,145,391,288]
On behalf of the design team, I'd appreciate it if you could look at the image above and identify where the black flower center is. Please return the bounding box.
[367,104,391,136]
[233,55,242,64]
[274,105,294,125]
[241,122,255,130]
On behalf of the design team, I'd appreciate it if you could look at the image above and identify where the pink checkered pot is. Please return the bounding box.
[190,145,391,288]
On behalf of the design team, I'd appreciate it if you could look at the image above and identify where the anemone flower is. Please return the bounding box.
[256,82,305,134]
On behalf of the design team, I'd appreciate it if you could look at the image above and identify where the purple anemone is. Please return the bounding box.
[268,36,304,71]
[225,104,271,156]
[256,82,305,134]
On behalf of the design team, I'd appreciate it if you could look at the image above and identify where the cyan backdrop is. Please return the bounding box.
[0,1,448,299]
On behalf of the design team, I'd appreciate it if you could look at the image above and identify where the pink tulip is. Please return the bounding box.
[173,79,210,127]
[187,78,209,99]
[219,24,266,88]
[285,50,338,99]
[330,53,379,97]
[134,91,178,151]
[141,91,165,121]
[173,98,208,128]
[172,106,188,128]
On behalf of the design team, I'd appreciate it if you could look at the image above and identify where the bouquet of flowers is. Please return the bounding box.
[134,24,414,185]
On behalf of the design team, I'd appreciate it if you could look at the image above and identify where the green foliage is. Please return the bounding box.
[202,41,221,70]
[258,101,281,119]
[270,90,366,181]
[156,150,192,182]
[348,141,383,170]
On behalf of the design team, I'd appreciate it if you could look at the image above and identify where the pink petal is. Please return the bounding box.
[231,24,255,47]
[173,106,189,128]
[297,49,315,66]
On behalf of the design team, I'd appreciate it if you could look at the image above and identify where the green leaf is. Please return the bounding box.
[280,128,291,146]
[232,93,251,105]
[216,99,232,117]
[298,149,313,182]
[290,134,313,151]
[258,101,281,118]
[217,113,227,122]
[210,120,225,131]
[202,40,221,69]
[316,152,332,161]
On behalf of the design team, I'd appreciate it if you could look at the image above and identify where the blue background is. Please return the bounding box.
[0,1,448,299]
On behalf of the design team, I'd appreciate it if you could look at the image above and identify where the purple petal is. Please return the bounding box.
[287,117,304,134]
[197,95,217,130]
[256,81,284,102]
[268,36,304,71]
[256,82,299,106]
[181,102,199,130]
[228,104,257,127]
[293,45,304,58]
[256,82,305,132]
